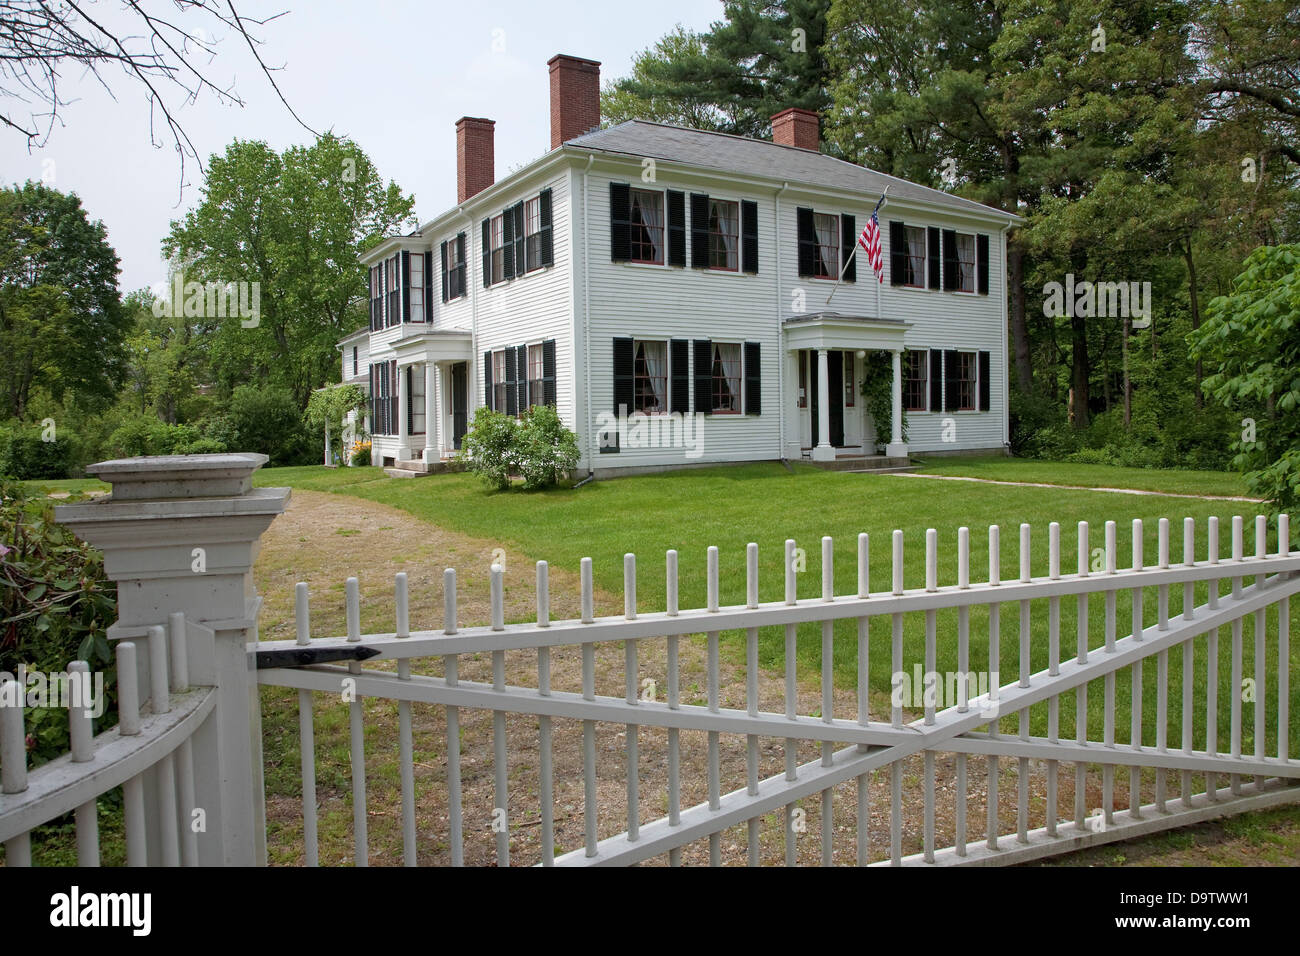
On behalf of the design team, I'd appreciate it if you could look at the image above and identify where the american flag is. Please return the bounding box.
[859,198,885,284]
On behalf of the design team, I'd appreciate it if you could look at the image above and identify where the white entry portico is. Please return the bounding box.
[387,329,473,465]
[782,312,910,461]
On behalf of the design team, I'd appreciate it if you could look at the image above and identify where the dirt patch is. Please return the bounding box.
[255,490,1233,866]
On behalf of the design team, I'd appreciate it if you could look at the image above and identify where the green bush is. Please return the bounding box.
[351,444,371,467]
[0,424,77,480]
[0,480,117,766]
[227,385,315,465]
[458,405,579,491]
[515,404,580,490]
[458,407,519,490]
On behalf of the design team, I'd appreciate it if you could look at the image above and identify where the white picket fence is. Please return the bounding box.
[3,453,1298,867]
[258,514,1300,866]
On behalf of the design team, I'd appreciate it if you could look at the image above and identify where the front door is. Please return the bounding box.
[809,350,845,448]
[451,362,468,450]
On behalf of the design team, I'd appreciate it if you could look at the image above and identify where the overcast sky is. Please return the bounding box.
[0,0,723,295]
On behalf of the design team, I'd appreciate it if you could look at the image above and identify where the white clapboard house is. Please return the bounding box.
[344,53,1019,476]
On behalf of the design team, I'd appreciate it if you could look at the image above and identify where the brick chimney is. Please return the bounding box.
[771,108,820,151]
[549,54,601,149]
[456,116,495,203]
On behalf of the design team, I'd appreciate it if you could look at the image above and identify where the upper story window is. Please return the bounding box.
[630,190,664,264]
[955,233,976,293]
[903,225,927,287]
[386,257,399,327]
[369,265,383,330]
[444,234,467,300]
[633,340,668,414]
[525,198,543,272]
[352,347,358,377]
[490,216,506,285]
[409,252,424,321]
[812,213,839,279]
[707,199,739,271]
[710,342,742,412]
[904,350,928,411]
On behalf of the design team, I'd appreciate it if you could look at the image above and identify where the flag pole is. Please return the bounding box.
[826,186,889,306]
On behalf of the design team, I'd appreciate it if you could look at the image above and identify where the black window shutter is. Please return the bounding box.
[457,233,467,296]
[666,190,686,267]
[741,200,759,274]
[942,230,959,291]
[440,242,449,303]
[504,346,518,415]
[929,349,943,412]
[943,349,960,411]
[744,341,761,415]
[693,339,712,413]
[424,252,433,321]
[670,339,689,414]
[401,250,410,321]
[406,366,414,433]
[977,234,990,295]
[380,259,388,325]
[369,364,375,430]
[484,350,493,409]
[979,351,991,411]
[837,213,857,280]
[610,182,631,262]
[797,207,816,277]
[542,339,557,406]
[516,344,528,411]
[512,201,525,275]
[390,361,399,435]
[889,221,906,286]
[689,193,710,268]
[539,188,554,267]
[927,227,941,289]
[481,220,491,288]
[502,207,516,281]
[841,213,856,282]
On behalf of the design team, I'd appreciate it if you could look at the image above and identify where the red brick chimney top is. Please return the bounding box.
[548,54,601,150]
[456,116,495,203]
[771,108,820,151]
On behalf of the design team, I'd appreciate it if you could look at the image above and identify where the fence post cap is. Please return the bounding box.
[78,452,270,500]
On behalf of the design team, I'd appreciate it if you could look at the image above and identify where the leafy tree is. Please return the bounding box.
[0,182,127,419]
[162,134,415,408]
[304,383,367,463]
[602,1,833,140]
[226,384,313,466]
[1188,244,1300,509]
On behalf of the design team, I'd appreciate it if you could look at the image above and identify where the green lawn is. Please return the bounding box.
[248,460,1295,758]
[913,455,1253,498]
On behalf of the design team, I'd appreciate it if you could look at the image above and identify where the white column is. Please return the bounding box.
[886,349,908,458]
[396,365,411,460]
[812,348,834,461]
[424,362,438,461]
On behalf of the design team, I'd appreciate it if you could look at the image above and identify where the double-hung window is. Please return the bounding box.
[490,215,506,285]
[630,190,665,264]
[409,253,423,321]
[525,198,542,272]
[954,351,978,410]
[710,342,742,412]
[707,199,739,271]
[904,351,928,411]
[528,344,545,408]
[813,213,839,278]
[492,350,507,412]
[633,340,668,414]
[904,226,927,287]
[955,233,976,293]
[386,257,399,326]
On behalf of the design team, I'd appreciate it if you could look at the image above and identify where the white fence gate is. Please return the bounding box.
[2,453,1297,867]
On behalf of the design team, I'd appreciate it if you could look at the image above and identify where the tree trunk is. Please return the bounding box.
[1122,316,1131,428]
[1183,238,1203,409]
[1007,239,1032,394]
[1071,312,1090,428]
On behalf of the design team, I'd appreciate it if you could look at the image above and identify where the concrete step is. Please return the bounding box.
[845,465,918,475]
[383,467,425,479]
[806,455,911,472]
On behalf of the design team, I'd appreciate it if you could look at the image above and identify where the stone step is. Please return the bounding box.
[845,465,918,475]
[806,455,911,472]
[383,467,425,479]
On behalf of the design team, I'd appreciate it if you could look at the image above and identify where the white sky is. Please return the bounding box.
[0,0,724,295]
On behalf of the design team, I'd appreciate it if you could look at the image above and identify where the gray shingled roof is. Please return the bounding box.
[567,120,1016,221]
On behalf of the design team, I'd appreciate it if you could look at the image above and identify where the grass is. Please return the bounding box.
[912,455,1253,498]
[248,460,1297,759]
